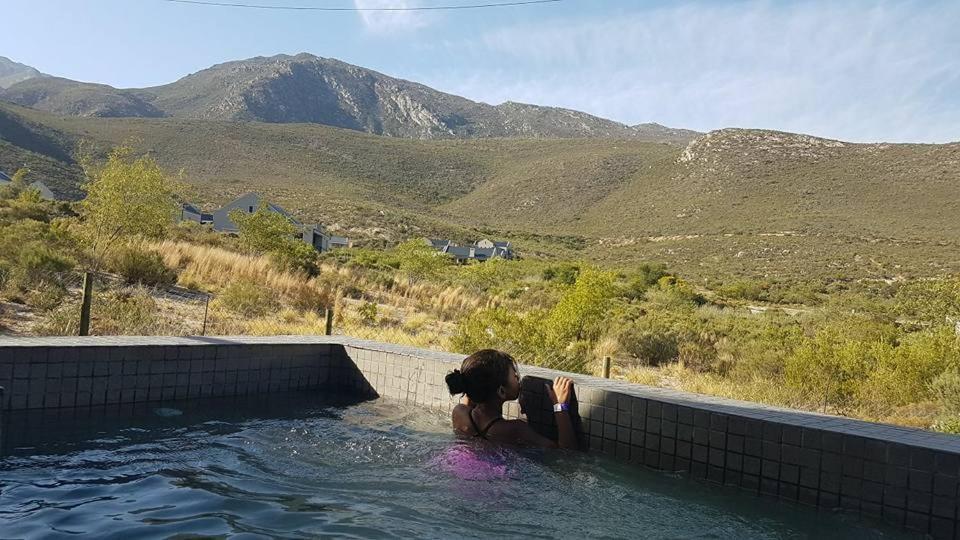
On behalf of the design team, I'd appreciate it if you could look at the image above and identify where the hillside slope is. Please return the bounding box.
[1,102,957,279]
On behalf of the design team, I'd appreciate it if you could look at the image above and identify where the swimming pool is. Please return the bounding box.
[0,391,914,538]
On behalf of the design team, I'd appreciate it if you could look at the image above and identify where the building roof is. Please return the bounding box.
[220,192,301,226]
[182,202,202,214]
[330,236,349,244]
[445,246,474,259]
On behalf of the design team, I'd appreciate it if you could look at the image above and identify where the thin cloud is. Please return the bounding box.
[415,1,960,143]
[353,0,437,33]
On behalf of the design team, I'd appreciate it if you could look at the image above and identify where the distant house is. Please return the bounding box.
[425,237,514,263]
[329,236,351,249]
[180,202,213,224]
[0,170,57,200]
[476,238,513,259]
[212,192,297,233]
[212,192,347,253]
[302,224,329,252]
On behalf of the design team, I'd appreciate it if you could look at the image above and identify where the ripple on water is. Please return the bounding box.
[0,394,917,539]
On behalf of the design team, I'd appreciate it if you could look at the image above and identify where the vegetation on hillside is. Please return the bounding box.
[1,101,957,282]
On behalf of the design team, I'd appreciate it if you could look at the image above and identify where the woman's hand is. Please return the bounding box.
[545,376,574,405]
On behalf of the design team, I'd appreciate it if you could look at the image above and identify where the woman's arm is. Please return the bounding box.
[546,376,578,450]
[506,376,578,449]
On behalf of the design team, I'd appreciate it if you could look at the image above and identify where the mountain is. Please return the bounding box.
[0,76,164,118]
[0,56,43,89]
[0,100,957,280]
[0,53,697,142]
[633,122,702,144]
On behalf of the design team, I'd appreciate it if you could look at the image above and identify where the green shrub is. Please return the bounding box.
[391,239,452,281]
[17,245,74,285]
[931,416,960,435]
[718,279,770,301]
[931,369,960,416]
[357,301,378,324]
[217,281,278,317]
[109,246,177,287]
[622,263,669,299]
[542,263,580,285]
[270,240,319,276]
[895,278,960,327]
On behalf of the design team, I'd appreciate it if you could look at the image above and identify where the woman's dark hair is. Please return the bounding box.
[445,349,516,403]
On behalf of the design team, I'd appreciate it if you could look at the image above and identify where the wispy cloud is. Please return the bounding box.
[414,1,960,143]
[353,0,438,34]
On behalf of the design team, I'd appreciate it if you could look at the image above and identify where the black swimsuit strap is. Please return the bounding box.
[468,410,503,439]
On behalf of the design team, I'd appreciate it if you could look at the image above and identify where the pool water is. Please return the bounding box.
[0,392,914,539]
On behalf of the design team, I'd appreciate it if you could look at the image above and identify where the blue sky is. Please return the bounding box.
[2,0,959,143]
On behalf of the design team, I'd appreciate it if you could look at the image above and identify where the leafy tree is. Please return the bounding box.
[391,239,452,281]
[230,203,318,275]
[544,266,616,344]
[230,203,299,253]
[79,146,178,270]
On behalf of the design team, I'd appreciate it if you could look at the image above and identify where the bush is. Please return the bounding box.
[391,239,452,281]
[17,245,74,285]
[357,301,378,324]
[932,416,960,434]
[621,263,669,299]
[931,369,960,416]
[288,285,331,313]
[0,261,10,290]
[34,288,162,335]
[25,282,67,312]
[718,279,770,302]
[217,281,278,317]
[109,246,177,287]
[93,290,161,334]
[542,263,580,285]
[270,240,319,276]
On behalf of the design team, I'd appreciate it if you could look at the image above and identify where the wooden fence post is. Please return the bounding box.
[602,356,612,379]
[78,272,93,336]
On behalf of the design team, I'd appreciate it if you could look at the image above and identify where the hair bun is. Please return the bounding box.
[445,369,467,395]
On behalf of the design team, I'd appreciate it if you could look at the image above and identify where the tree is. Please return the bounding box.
[0,168,30,199]
[391,239,452,281]
[230,203,318,275]
[230,203,299,253]
[79,146,178,270]
[544,266,616,344]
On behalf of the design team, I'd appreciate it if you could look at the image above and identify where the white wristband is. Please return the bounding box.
[553,403,569,413]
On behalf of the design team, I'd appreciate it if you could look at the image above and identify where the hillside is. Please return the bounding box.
[0,101,957,280]
[1,76,164,118]
[0,56,42,89]
[0,54,696,142]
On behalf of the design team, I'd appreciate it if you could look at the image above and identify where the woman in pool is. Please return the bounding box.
[445,349,577,449]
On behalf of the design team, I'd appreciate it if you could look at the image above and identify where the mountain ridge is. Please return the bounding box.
[0,53,698,142]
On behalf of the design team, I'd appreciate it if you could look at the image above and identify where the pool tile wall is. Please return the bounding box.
[0,336,347,410]
[1,336,958,538]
